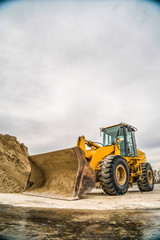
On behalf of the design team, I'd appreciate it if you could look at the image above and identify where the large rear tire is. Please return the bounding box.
[98,155,129,195]
[137,163,154,192]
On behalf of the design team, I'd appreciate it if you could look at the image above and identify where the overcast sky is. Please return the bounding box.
[0,0,160,169]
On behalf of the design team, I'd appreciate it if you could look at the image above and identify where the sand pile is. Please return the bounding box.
[0,134,30,193]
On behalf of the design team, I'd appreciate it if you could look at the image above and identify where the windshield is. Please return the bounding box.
[103,125,125,156]
[103,125,120,146]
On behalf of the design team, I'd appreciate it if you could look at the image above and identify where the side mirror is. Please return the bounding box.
[116,138,121,143]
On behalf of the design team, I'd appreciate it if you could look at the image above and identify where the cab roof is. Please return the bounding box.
[101,122,137,132]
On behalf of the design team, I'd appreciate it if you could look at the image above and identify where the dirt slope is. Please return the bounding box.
[0,134,30,193]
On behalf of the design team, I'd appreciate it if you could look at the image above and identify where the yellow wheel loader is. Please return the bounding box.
[25,123,154,200]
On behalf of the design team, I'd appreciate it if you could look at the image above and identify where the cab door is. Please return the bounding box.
[124,126,137,157]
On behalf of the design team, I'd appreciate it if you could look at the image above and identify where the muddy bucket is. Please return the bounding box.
[24,147,95,200]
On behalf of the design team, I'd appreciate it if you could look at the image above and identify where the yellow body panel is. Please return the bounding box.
[77,136,121,170]
[89,146,114,170]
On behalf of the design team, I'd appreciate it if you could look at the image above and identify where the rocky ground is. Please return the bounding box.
[0,205,160,240]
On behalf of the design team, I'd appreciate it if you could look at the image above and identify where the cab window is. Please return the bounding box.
[126,127,135,157]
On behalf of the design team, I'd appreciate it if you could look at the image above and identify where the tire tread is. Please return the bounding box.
[98,155,129,196]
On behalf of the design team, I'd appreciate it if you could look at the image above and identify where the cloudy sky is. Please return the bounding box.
[0,0,160,169]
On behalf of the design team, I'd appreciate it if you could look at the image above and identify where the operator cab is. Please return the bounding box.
[102,123,138,157]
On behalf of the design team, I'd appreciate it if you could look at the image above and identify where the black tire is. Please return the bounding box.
[98,155,129,195]
[137,163,154,192]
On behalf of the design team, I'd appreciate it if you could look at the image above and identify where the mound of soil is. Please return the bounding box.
[0,134,30,193]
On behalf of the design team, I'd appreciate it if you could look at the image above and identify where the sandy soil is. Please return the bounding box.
[0,184,159,210]
[0,134,30,193]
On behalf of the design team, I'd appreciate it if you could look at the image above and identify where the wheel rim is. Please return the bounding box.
[147,170,153,185]
[116,164,126,186]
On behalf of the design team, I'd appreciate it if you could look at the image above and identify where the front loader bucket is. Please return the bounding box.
[24,147,95,200]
